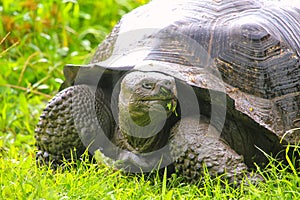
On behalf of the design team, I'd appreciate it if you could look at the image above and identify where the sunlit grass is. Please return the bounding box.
[0,0,299,199]
[1,147,299,199]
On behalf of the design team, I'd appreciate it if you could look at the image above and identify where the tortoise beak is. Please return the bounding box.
[159,85,177,99]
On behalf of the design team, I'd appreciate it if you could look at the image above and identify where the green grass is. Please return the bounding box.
[0,0,299,199]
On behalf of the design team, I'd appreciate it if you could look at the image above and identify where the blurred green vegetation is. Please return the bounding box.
[0,0,148,147]
[1,0,148,94]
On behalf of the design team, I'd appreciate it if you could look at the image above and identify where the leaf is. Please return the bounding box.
[161,167,167,198]
[37,84,50,90]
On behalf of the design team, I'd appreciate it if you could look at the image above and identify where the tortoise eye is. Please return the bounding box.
[142,82,155,90]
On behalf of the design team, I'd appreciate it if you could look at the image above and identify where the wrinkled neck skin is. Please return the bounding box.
[117,100,171,153]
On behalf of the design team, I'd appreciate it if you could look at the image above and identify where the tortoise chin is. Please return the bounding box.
[128,97,177,127]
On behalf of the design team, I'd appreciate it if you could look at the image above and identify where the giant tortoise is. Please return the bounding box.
[35,0,300,182]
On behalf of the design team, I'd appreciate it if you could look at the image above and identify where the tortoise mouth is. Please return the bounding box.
[138,97,177,112]
[138,93,176,101]
[139,98,174,102]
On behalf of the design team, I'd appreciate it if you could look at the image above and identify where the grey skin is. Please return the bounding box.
[36,70,252,182]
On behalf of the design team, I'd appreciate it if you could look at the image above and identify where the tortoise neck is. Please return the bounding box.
[118,102,171,153]
[117,126,162,153]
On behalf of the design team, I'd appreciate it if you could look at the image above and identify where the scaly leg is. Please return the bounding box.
[35,85,114,166]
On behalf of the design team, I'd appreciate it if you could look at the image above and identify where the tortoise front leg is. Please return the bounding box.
[169,117,251,184]
[35,85,114,166]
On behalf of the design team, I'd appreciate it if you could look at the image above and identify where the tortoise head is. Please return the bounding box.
[118,71,177,152]
[61,63,179,152]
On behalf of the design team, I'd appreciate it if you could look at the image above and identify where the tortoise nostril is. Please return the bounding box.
[155,80,176,95]
[165,80,171,86]
[161,80,173,90]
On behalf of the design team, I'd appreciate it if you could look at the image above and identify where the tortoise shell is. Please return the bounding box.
[63,0,300,149]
